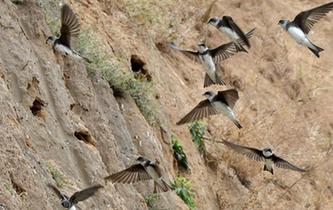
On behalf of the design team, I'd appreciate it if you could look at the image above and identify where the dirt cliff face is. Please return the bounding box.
[0,0,332,209]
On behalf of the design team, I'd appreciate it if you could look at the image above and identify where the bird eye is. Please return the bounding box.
[62,201,70,208]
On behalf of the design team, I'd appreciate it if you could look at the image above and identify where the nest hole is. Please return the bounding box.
[131,55,146,73]
[74,131,95,146]
[10,175,26,195]
[30,97,45,117]
[130,55,152,81]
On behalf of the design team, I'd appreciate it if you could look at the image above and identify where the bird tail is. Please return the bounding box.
[72,50,92,63]
[234,27,256,52]
[232,119,242,129]
[263,164,274,174]
[307,41,324,58]
[81,55,92,63]
[234,41,248,53]
[204,73,226,87]
[153,179,171,193]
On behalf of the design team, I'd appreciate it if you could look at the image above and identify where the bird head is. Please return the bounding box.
[262,148,273,157]
[137,156,149,163]
[46,36,56,45]
[197,43,208,52]
[278,19,288,29]
[61,199,72,208]
[208,16,219,25]
[203,91,214,99]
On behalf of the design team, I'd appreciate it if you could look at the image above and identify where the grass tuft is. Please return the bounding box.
[144,193,160,210]
[123,0,179,40]
[46,161,66,188]
[4,183,15,195]
[78,28,159,126]
[39,0,61,36]
[171,176,197,210]
[188,121,206,154]
[171,134,189,171]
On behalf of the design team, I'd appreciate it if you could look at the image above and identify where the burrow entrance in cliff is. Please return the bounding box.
[130,55,152,81]
[10,174,26,196]
[74,130,96,146]
[30,97,46,118]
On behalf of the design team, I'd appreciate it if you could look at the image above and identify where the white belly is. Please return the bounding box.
[54,44,83,60]
[200,55,216,80]
[221,27,238,41]
[212,102,236,120]
[69,206,77,210]
[287,27,310,46]
[265,159,274,170]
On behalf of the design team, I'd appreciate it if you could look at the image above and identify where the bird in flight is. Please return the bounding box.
[222,140,307,174]
[177,89,242,129]
[170,28,255,87]
[208,16,252,53]
[104,156,171,193]
[48,184,103,210]
[46,4,91,62]
[278,1,333,57]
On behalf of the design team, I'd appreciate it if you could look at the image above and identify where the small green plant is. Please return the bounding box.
[123,0,179,39]
[144,193,160,210]
[46,161,66,188]
[78,28,159,126]
[171,176,196,210]
[188,121,206,154]
[4,183,15,195]
[39,0,61,36]
[171,135,189,171]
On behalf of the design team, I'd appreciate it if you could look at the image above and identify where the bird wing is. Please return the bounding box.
[222,140,265,162]
[292,2,333,34]
[58,4,81,48]
[272,155,307,172]
[223,16,250,47]
[216,89,239,109]
[145,164,171,193]
[104,164,152,183]
[47,184,66,200]
[69,185,103,204]
[209,42,238,64]
[170,42,201,63]
[210,28,256,63]
[176,99,218,125]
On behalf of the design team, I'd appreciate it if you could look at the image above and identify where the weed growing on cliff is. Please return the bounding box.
[144,194,160,210]
[188,121,206,154]
[123,0,179,39]
[46,161,66,188]
[4,183,15,195]
[171,176,196,210]
[39,0,61,36]
[77,28,159,126]
[171,134,189,171]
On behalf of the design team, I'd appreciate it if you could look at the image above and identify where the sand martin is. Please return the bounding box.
[46,4,91,62]
[170,28,255,87]
[48,184,103,210]
[278,1,333,57]
[104,156,171,193]
[177,89,242,129]
[208,16,252,53]
[222,140,307,174]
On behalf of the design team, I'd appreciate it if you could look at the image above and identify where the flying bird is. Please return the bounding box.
[177,89,242,129]
[208,16,252,53]
[170,28,255,87]
[48,184,103,210]
[278,1,333,57]
[46,4,91,62]
[104,156,171,193]
[222,140,307,174]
